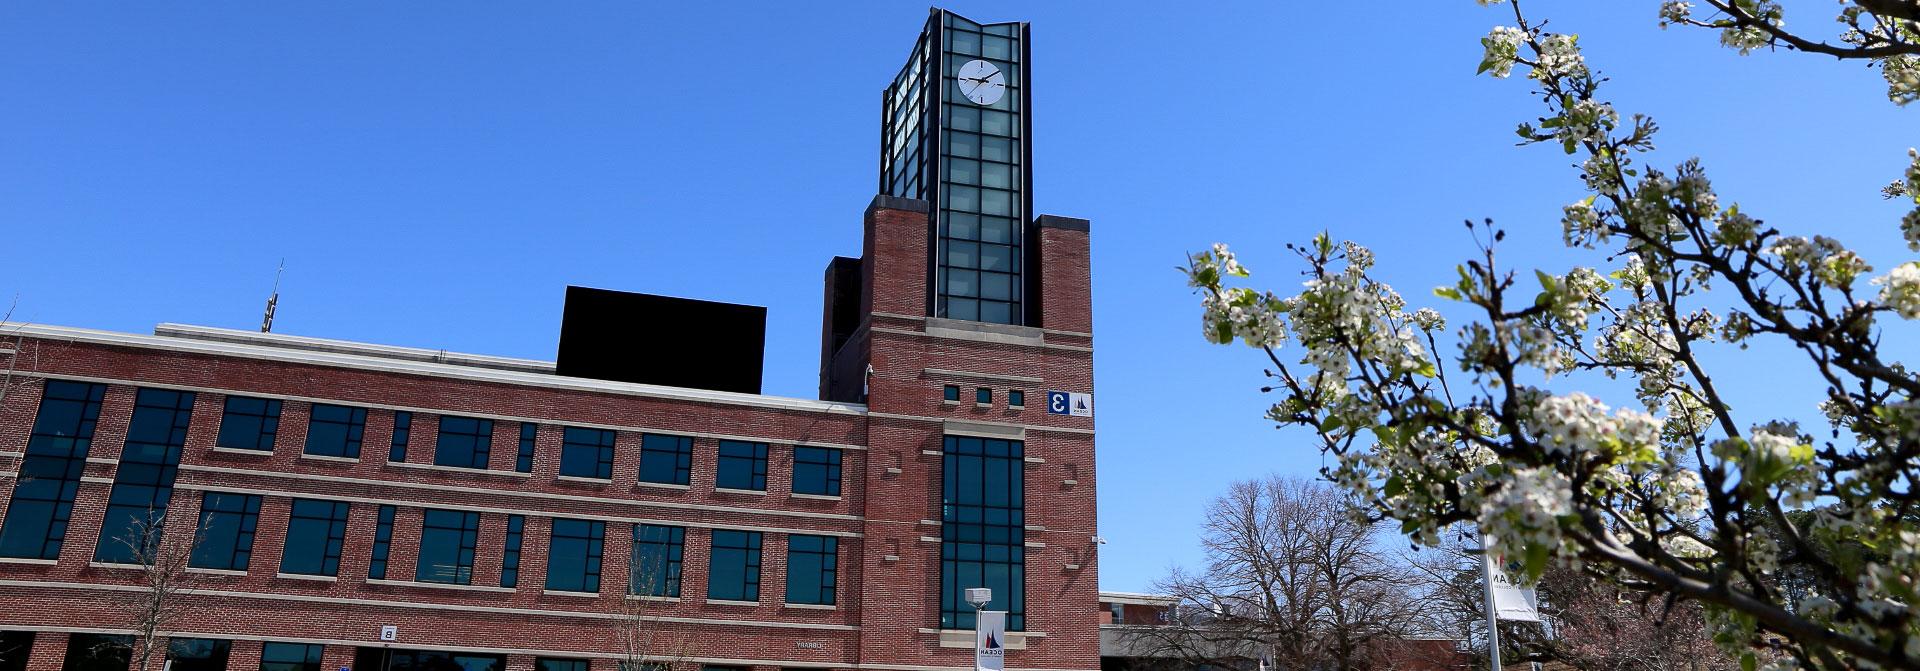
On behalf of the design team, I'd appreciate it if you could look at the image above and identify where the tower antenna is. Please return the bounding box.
[261,259,284,333]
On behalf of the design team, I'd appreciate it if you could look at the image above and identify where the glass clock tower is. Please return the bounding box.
[880,9,1032,325]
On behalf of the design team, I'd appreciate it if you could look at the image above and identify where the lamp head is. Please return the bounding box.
[965,587,993,609]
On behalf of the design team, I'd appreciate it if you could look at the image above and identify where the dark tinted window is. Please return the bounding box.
[167,638,230,671]
[545,518,605,593]
[190,492,262,571]
[216,396,281,451]
[0,631,35,671]
[791,447,842,497]
[559,427,616,479]
[434,416,493,469]
[259,643,323,671]
[95,388,195,564]
[303,404,367,459]
[364,649,499,671]
[368,505,396,579]
[785,535,838,605]
[61,634,130,671]
[943,385,960,402]
[501,515,525,588]
[0,380,106,559]
[714,441,767,491]
[706,530,761,602]
[417,509,479,584]
[389,411,412,462]
[940,435,1026,630]
[631,524,684,598]
[1008,390,1024,407]
[515,424,537,474]
[280,499,349,576]
[637,434,692,486]
[536,660,586,671]
[975,387,991,404]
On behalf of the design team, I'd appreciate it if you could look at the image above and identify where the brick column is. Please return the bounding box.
[320,642,356,671]
[862,195,931,319]
[503,653,536,671]
[1032,215,1092,333]
[23,632,67,671]
[229,639,265,671]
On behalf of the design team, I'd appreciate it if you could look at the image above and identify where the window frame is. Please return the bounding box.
[544,518,606,593]
[706,529,762,602]
[215,396,282,452]
[0,380,106,560]
[189,491,262,571]
[559,427,617,480]
[416,509,480,584]
[784,534,838,606]
[259,643,323,671]
[515,423,537,474]
[389,411,412,462]
[303,403,367,459]
[94,388,196,564]
[791,447,843,497]
[502,514,525,588]
[279,498,349,577]
[631,524,685,598]
[368,505,396,579]
[714,440,768,492]
[637,434,693,486]
[433,416,494,470]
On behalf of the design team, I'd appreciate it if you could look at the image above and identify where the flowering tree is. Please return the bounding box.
[1183,2,1920,669]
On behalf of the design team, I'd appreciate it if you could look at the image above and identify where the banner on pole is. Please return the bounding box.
[975,610,1007,671]
[1484,554,1542,622]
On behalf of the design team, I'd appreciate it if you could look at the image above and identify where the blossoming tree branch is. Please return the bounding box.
[1183,1,1920,669]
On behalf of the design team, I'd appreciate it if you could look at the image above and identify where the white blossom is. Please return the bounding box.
[1873,262,1920,319]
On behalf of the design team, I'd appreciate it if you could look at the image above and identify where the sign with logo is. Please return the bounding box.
[378,625,398,642]
[975,610,1007,671]
[1044,391,1092,418]
[1484,554,1541,622]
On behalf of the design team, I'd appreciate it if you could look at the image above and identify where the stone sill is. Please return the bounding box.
[0,557,59,565]
[556,475,612,485]
[89,562,145,571]
[713,487,767,496]
[366,578,515,593]
[210,446,274,456]
[186,567,249,576]
[636,481,690,491]
[276,572,338,582]
[300,453,360,464]
[704,599,760,607]
[789,493,842,502]
[542,589,600,598]
[625,594,680,603]
[388,462,530,478]
[782,602,836,611]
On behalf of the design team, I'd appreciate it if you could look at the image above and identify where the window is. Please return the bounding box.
[215,396,281,451]
[976,387,992,404]
[715,440,767,491]
[637,434,692,486]
[785,535,838,606]
[368,505,396,579]
[631,524,684,597]
[417,509,479,584]
[940,435,1026,630]
[559,427,616,479]
[516,423,537,474]
[190,492,262,571]
[61,634,130,671]
[260,643,323,671]
[537,660,587,671]
[545,518,605,593]
[353,650,499,671]
[0,380,105,559]
[280,499,349,576]
[167,638,231,671]
[943,384,960,402]
[791,447,842,497]
[1008,390,1025,408]
[95,388,196,564]
[706,530,761,602]
[434,416,493,469]
[303,404,366,459]
[389,411,412,462]
[0,632,34,671]
[501,514,525,588]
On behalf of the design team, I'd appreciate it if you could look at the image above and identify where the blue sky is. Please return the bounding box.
[1,2,1913,593]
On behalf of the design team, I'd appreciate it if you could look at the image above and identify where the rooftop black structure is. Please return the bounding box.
[555,286,766,395]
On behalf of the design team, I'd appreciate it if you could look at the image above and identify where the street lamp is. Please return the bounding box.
[965,587,992,612]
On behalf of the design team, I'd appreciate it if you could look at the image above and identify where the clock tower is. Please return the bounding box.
[880,8,1033,325]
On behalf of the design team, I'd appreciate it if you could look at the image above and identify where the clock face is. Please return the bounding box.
[956,59,1006,106]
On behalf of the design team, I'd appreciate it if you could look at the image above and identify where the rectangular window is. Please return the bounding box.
[215,396,282,451]
[417,509,479,584]
[545,518,605,593]
[189,492,262,571]
[784,535,838,605]
[434,416,493,469]
[62,634,131,671]
[259,643,323,671]
[167,638,231,671]
[95,388,196,564]
[976,387,992,404]
[559,427,616,479]
[791,447,842,497]
[631,524,684,597]
[1,631,34,671]
[943,384,960,402]
[715,440,767,491]
[368,505,396,579]
[940,435,1026,630]
[536,660,587,671]
[1008,390,1025,407]
[280,499,349,576]
[304,404,366,459]
[389,411,412,462]
[637,434,692,486]
[706,530,761,602]
[0,379,106,559]
[501,514,525,588]
[516,423,537,473]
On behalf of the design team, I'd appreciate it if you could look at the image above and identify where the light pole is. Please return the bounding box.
[966,587,1000,671]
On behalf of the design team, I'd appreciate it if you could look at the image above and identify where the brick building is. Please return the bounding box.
[0,8,1098,671]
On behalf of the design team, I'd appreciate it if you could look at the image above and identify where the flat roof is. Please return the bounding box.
[0,322,865,416]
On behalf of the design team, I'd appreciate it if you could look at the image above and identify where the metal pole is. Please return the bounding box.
[1480,537,1503,671]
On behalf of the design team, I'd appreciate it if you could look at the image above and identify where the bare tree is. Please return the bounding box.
[104,508,204,671]
[607,553,695,671]
[1133,476,1446,670]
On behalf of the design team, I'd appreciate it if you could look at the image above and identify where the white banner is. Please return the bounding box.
[975,610,1007,671]
[1485,554,1542,622]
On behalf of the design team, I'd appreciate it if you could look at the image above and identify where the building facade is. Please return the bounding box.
[0,9,1097,671]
